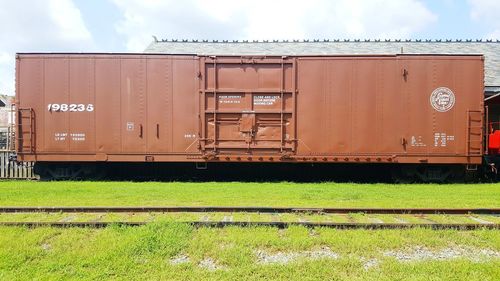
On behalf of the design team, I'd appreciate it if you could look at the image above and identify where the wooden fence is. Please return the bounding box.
[0,150,35,179]
[0,127,35,179]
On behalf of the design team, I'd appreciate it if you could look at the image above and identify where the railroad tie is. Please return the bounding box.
[90,213,106,223]
[393,217,409,224]
[298,217,309,223]
[368,217,384,224]
[416,215,438,224]
[222,216,233,222]
[59,215,77,223]
[468,216,493,224]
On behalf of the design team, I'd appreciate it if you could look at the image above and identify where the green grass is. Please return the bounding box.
[0,224,499,280]
[1,181,499,280]
[0,181,499,208]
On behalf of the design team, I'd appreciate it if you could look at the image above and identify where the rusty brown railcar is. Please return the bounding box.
[15,53,485,180]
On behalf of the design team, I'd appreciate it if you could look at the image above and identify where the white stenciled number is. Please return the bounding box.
[47,103,94,112]
[50,104,60,111]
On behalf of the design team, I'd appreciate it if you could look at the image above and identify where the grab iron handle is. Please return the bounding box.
[139,124,143,138]
[156,124,159,138]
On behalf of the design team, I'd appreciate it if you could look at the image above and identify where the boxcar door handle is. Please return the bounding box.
[156,124,159,138]
[403,69,409,81]
[139,124,143,138]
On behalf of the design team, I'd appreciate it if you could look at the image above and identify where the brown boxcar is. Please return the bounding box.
[15,53,484,178]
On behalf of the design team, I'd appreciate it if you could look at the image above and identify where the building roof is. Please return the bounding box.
[145,39,500,88]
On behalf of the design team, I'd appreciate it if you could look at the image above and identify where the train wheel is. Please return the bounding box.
[391,165,465,183]
[391,166,417,183]
[34,163,98,180]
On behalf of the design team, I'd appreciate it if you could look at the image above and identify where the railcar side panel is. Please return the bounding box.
[16,54,484,165]
[171,57,198,153]
[69,58,95,153]
[146,57,172,153]
[296,57,405,155]
[95,58,121,154]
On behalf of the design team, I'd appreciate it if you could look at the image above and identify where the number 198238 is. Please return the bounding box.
[47,104,94,112]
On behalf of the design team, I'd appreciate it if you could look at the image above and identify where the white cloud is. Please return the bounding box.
[468,0,500,39]
[0,0,94,96]
[111,0,437,52]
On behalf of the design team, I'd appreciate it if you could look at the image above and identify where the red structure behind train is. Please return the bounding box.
[15,53,487,180]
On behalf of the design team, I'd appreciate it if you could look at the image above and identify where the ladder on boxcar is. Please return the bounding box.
[466,110,483,157]
[16,107,35,154]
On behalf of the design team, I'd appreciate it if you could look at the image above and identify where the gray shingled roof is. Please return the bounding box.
[145,39,500,88]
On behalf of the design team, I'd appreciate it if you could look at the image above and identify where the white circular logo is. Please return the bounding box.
[430,87,455,112]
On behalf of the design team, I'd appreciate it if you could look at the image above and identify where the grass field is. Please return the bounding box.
[1,181,499,280]
[0,224,499,280]
[0,181,499,207]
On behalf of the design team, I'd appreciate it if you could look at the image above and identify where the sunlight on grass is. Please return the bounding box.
[0,181,498,208]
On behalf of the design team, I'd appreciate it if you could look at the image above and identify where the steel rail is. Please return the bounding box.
[0,207,499,214]
[0,221,498,230]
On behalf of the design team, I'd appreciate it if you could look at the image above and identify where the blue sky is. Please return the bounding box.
[0,0,499,95]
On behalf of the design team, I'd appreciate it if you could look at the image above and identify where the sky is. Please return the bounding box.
[0,0,499,96]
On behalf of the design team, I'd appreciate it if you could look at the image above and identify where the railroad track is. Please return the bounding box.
[0,207,498,229]
[1,207,499,214]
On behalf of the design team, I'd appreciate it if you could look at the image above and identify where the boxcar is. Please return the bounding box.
[15,53,484,180]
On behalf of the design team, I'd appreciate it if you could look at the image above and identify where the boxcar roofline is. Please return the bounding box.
[15,53,484,59]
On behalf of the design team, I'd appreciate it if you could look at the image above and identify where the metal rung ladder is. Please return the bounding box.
[17,108,35,154]
[466,110,482,156]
